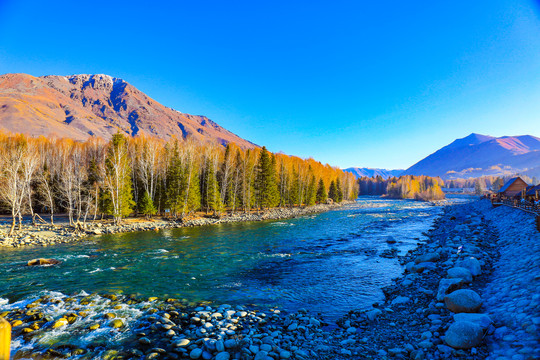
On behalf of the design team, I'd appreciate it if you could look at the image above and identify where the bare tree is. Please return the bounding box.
[0,136,29,235]
[36,139,60,225]
[57,141,78,225]
[102,133,134,225]
[136,136,162,203]
[85,137,107,221]
[20,141,39,225]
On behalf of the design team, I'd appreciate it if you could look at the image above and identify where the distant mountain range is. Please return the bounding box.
[0,73,256,148]
[403,133,540,179]
[343,167,403,179]
[2,75,538,180]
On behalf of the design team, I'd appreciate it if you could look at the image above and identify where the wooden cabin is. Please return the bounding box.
[526,184,540,201]
[498,177,528,198]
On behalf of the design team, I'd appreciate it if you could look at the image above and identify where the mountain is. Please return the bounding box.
[403,133,540,179]
[344,167,403,179]
[0,73,256,148]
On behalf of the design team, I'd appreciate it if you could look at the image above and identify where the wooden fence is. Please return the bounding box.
[0,317,10,360]
[492,198,540,215]
[492,198,540,231]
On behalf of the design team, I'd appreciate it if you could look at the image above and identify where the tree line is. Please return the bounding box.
[358,175,445,201]
[446,175,539,193]
[0,132,358,235]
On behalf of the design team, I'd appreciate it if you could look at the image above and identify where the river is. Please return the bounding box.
[0,196,470,322]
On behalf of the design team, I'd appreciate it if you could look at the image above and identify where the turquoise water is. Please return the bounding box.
[0,197,463,320]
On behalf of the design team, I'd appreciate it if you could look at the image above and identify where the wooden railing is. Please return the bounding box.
[492,198,540,215]
[0,317,10,360]
[491,197,540,231]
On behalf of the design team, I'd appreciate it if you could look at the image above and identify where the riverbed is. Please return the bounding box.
[0,197,471,322]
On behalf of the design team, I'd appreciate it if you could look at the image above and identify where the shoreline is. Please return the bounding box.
[332,199,539,359]
[332,198,496,358]
[0,201,353,248]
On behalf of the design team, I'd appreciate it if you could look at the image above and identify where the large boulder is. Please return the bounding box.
[457,257,481,276]
[444,289,482,313]
[446,267,473,283]
[444,321,483,349]
[27,258,61,266]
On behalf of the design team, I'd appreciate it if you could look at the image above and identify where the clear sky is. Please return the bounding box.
[1,0,539,169]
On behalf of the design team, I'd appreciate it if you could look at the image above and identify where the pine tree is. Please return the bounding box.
[139,190,156,219]
[316,179,327,204]
[203,159,223,215]
[165,143,184,217]
[307,174,317,206]
[336,178,344,203]
[256,146,279,209]
[328,180,338,202]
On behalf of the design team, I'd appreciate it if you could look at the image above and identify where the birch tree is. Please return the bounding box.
[103,133,135,224]
[0,135,28,235]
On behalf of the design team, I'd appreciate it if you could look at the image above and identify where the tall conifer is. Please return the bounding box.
[328,180,338,202]
[139,190,156,218]
[256,146,279,209]
[307,174,317,206]
[203,160,223,215]
[316,179,327,204]
[336,178,344,202]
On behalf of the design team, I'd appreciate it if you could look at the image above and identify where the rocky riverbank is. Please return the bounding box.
[481,203,539,360]
[332,199,539,359]
[0,202,350,248]
[1,292,338,360]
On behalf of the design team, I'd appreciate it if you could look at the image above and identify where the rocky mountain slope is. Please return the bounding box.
[343,167,403,179]
[403,133,540,179]
[0,73,256,148]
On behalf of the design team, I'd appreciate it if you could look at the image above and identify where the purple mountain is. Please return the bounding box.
[403,133,540,179]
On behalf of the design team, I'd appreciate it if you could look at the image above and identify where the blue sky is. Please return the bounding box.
[1,0,539,169]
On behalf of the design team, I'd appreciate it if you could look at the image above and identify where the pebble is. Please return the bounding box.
[175,339,190,347]
[224,339,236,349]
[190,348,203,359]
[279,350,291,359]
[254,351,269,360]
[215,340,224,352]
[139,337,151,345]
[391,296,410,306]
[215,352,230,360]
